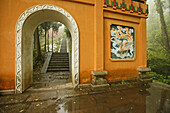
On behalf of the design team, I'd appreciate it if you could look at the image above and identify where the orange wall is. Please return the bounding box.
[103,9,147,81]
[0,0,95,89]
[0,0,148,90]
[104,17,139,81]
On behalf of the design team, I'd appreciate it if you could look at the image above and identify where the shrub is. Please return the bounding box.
[147,72,170,85]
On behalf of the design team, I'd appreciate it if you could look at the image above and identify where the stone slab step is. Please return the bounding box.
[51,56,69,58]
[52,56,68,58]
[48,67,69,70]
[48,67,69,69]
[49,62,69,65]
[49,61,69,64]
[49,65,69,67]
[51,58,69,61]
[53,53,68,54]
[52,53,68,54]
[50,61,69,63]
[52,54,68,57]
[47,69,69,72]
[49,63,69,66]
[47,52,70,72]
[51,57,69,58]
[51,56,68,58]
[50,60,69,62]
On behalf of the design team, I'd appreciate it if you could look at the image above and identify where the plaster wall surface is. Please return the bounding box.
[0,0,95,90]
[104,12,147,81]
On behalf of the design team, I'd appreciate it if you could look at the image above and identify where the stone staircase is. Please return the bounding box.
[47,53,69,72]
[47,38,70,72]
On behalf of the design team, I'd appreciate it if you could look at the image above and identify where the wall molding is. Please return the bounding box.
[103,8,147,19]
[62,0,95,6]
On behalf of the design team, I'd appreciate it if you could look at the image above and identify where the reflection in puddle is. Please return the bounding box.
[146,85,170,113]
[56,103,68,113]
[56,83,170,113]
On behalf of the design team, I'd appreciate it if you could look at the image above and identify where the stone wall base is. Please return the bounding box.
[0,89,15,95]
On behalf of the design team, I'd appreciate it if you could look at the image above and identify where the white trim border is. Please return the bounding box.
[15,4,79,93]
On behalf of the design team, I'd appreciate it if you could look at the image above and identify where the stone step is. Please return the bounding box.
[51,57,68,59]
[50,60,69,62]
[49,65,69,67]
[52,53,68,55]
[51,57,69,60]
[50,61,69,63]
[47,68,69,72]
[51,56,68,58]
[49,63,69,66]
[51,55,68,57]
[47,51,69,72]
[49,62,69,64]
[52,56,68,58]
[48,67,69,70]
[50,58,69,60]
[52,54,68,56]
[48,66,69,69]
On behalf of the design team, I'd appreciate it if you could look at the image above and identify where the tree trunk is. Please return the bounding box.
[35,27,42,59]
[34,33,36,49]
[45,29,47,52]
[52,28,53,53]
[156,0,170,52]
[48,31,49,52]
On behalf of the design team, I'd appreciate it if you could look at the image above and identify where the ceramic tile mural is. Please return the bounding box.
[110,24,135,59]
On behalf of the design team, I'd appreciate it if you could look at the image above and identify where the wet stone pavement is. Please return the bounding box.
[0,73,170,113]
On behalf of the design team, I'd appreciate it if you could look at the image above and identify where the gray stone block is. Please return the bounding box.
[137,68,151,73]
[91,71,108,77]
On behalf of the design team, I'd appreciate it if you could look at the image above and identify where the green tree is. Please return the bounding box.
[64,27,71,38]
[39,22,51,52]
[147,0,170,82]
[64,27,72,52]
[155,0,170,52]
[34,27,42,59]
[51,22,62,52]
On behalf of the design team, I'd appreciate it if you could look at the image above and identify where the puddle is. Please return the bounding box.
[0,80,169,113]
[56,83,170,113]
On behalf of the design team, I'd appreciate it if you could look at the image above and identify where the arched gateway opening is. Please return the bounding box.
[15,5,79,93]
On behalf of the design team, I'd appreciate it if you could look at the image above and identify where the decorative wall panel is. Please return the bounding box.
[110,24,135,59]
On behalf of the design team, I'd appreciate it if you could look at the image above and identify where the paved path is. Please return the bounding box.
[0,81,170,113]
[60,38,67,53]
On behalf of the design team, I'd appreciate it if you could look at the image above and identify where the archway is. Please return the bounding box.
[15,5,79,93]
